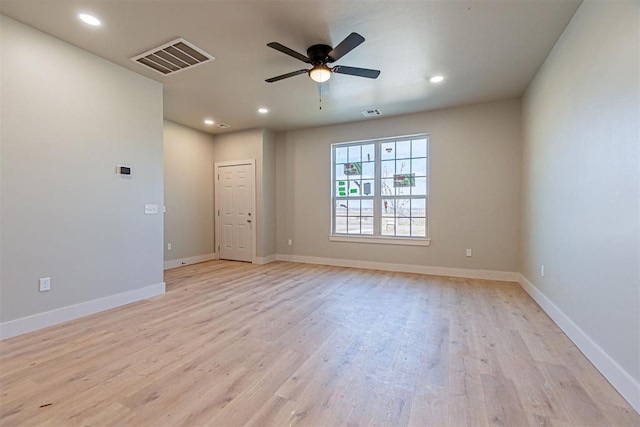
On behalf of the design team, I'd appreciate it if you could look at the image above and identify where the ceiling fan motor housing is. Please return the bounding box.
[307,44,333,65]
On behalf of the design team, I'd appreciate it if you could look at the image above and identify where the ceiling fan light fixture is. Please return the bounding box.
[309,65,332,83]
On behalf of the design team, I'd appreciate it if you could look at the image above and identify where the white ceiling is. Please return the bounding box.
[0,0,582,134]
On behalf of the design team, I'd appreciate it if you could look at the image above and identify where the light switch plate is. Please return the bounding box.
[145,204,159,214]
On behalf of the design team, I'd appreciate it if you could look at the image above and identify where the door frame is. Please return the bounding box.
[214,159,257,263]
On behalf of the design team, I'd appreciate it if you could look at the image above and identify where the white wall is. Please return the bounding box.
[276,99,522,272]
[164,120,216,262]
[521,0,639,399]
[0,17,164,325]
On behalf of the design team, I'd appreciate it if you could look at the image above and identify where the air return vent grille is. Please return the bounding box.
[131,38,214,76]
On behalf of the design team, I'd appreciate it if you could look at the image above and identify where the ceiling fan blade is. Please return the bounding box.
[332,65,380,79]
[267,42,311,63]
[265,69,308,83]
[327,32,365,62]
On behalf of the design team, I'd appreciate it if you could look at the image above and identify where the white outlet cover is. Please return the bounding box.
[39,277,51,292]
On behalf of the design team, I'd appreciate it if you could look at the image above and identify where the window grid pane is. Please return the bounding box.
[335,216,347,234]
[348,145,362,163]
[411,218,426,237]
[347,216,361,234]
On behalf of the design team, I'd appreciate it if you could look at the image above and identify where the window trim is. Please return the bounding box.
[330,133,430,244]
[328,234,431,246]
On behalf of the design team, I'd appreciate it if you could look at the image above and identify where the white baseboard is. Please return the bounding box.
[275,254,519,282]
[254,254,277,265]
[519,274,640,413]
[164,253,217,270]
[0,282,166,340]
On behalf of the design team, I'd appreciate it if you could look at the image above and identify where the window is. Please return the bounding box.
[331,135,429,243]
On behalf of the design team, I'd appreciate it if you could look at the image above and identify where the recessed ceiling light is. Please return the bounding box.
[430,75,445,83]
[257,108,269,114]
[204,119,215,125]
[78,13,101,26]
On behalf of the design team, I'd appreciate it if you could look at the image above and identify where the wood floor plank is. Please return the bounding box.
[0,260,637,426]
[540,362,611,426]
[481,372,528,426]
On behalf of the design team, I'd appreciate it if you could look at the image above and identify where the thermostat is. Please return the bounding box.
[116,165,131,176]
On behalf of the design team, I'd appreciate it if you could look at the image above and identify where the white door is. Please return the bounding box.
[217,162,254,262]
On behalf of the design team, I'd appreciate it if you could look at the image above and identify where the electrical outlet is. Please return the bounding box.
[287,239,293,246]
[167,243,172,251]
[466,248,472,257]
[540,265,545,277]
[39,277,51,292]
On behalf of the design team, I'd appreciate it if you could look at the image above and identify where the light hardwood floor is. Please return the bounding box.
[1,260,637,426]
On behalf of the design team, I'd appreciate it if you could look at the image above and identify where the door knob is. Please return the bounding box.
[247,219,252,223]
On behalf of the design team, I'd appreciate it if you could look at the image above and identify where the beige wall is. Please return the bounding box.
[0,17,164,322]
[262,129,277,257]
[163,126,277,262]
[521,0,639,382]
[164,120,216,262]
[276,99,521,271]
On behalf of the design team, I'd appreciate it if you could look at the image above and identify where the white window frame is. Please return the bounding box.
[329,134,431,246]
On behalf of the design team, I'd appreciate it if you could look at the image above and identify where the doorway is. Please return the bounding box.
[214,160,255,262]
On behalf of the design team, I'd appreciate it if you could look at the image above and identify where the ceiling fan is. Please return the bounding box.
[265,32,381,84]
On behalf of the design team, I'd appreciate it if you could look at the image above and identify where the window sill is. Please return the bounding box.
[328,235,431,246]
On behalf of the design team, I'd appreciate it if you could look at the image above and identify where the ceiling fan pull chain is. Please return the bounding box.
[319,93,322,110]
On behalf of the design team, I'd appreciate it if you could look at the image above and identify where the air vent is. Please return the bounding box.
[362,109,382,117]
[131,38,214,76]
[217,123,231,129]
